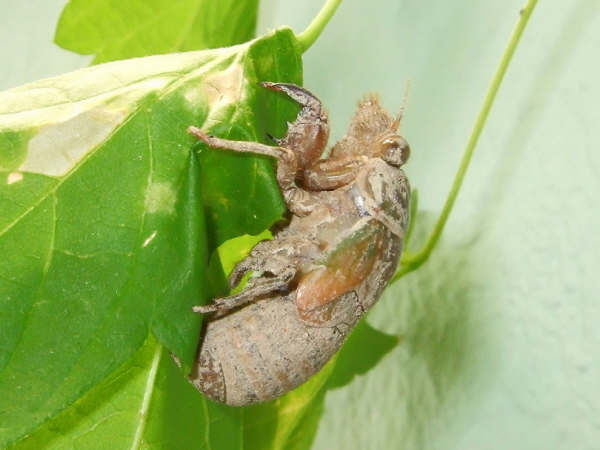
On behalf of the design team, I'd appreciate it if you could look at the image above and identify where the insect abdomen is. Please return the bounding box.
[192,225,402,406]
[192,294,348,406]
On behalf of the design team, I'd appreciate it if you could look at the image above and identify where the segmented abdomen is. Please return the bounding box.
[192,294,347,406]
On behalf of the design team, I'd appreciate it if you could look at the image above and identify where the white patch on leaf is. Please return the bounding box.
[202,62,244,109]
[145,182,175,214]
[142,230,158,248]
[6,172,23,184]
[20,108,124,177]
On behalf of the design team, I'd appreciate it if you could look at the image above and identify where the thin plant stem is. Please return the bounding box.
[296,0,343,53]
[393,0,538,283]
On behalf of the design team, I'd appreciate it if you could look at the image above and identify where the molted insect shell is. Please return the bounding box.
[188,83,410,406]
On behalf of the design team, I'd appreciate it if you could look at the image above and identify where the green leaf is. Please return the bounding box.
[197,30,302,249]
[0,27,303,447]
[14,335,242,449]
[55,0,260,64]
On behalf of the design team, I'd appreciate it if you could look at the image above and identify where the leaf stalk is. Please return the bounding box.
[296,0,343,52]
[393,0,538,283]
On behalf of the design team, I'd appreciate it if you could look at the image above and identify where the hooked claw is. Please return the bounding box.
[260,82,330,174]
[260,82,325,117]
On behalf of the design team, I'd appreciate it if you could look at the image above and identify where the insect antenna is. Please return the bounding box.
[392,80,411,130]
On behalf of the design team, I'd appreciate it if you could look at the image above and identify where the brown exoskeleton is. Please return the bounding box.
[187,82,410,406]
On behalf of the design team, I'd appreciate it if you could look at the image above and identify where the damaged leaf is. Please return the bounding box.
[0,27,303,447]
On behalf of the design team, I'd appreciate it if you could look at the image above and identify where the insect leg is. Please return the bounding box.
[303,156,366,191]
[193,267,296,314]
[189,125,297,186]
[188,126,322,216]
[188,127,283,159]
[228,258,254,289]
[260,82,329,172]
[227,241,289,289]
[261,82,323,112]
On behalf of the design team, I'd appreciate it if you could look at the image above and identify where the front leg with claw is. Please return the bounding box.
[188,127,326,216]
[193,266,296,314]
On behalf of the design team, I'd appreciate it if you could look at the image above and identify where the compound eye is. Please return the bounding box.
[398,137,410,164]
[382,137,410,166]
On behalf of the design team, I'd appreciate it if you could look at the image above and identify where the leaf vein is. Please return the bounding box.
[130,343,162,450]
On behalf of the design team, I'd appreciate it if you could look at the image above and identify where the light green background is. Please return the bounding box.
[2,1,599,449]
